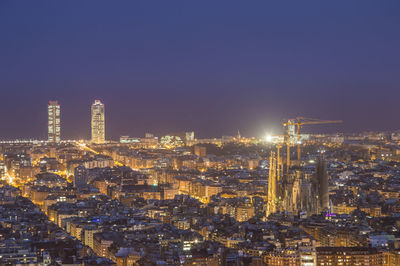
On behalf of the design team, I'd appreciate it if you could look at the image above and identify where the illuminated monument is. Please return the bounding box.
[48,101,60,143]
[266,145,330,217]
[266,151,279,216]
[280,155,330,215]
[91,100,105,144]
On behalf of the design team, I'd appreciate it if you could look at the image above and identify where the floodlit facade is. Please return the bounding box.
[48,101,60,143]
[91,100,105,144]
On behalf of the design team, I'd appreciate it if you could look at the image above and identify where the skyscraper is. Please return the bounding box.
[48,101,60,142]
[91,100,105,144]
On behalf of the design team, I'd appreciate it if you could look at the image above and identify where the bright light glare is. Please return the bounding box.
[265,135,273,142]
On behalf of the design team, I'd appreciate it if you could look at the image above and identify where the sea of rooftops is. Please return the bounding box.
[0,132,400,265]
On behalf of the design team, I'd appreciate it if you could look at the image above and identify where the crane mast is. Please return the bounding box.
[283,117,342,166]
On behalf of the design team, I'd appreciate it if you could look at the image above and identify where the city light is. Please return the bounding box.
[0,1,397,264]
[265,134,273,142]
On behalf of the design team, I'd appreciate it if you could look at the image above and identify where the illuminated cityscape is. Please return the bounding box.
[2,104,400,264]
[1,1,400,266]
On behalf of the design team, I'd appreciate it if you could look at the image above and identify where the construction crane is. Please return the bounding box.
[283,117,342,169]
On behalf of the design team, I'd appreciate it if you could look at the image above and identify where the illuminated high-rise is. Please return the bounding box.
[91,100,105,144]
[48,101,60,142]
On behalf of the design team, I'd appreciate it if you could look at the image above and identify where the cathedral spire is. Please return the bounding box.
[266,151,278,217]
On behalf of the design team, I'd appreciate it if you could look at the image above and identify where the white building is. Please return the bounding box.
[91,100,105,144]
[48,101,60,142]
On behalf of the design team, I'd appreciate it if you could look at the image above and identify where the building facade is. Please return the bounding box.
[73,165,88,188]
[316,247,382,266]
[91,100,105,144]
[48,101,60,142]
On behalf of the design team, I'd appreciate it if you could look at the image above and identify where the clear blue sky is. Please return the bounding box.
[1,1,399,139]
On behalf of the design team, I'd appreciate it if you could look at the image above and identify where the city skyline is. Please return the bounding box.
[1,1,400,139]
[0,98,354,141]
[2,98,400,142]
[1,97,400,142]
[1,2,400,265]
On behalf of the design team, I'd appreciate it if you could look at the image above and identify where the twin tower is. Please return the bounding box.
[48,100,105,144]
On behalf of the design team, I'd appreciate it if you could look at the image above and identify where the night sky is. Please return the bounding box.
[1,1,400,140]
